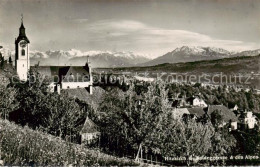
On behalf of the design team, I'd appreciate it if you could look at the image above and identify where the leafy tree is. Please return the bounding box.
[234,129,260,157]
[41,92,86,140]
[9,68,87,141]
[210,126,236,165]
[210,110,223,128]
[0,85,18,119]
[98,82,173,159]
[160,120,215,166]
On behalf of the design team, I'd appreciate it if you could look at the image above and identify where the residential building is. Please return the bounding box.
[187,96,208,107]
[206,105,238,130]
[80,117,100,144]
[239,110,258,129]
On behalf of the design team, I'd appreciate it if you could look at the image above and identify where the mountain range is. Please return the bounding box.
[29,49,151,67]
[141,46,260,66]
[1,46,260,67]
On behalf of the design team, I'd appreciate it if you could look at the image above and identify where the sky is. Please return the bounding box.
[0,0,260,58]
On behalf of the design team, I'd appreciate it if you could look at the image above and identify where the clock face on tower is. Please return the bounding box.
[20,40,27,48]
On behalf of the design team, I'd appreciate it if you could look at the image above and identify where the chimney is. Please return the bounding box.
[57,84,61,94]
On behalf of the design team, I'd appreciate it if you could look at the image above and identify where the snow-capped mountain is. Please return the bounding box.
[29,49,151,67]
[68,51,151,67]
[0,48,14,60]
[142,46,259,66]
[233,49,260,57]
[2,46,259,67]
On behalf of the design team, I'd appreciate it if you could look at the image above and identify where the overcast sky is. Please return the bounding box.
[0,0,259,58]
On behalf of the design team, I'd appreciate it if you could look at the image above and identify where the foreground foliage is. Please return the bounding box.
[0,119,138,166]
[97,82,238,165]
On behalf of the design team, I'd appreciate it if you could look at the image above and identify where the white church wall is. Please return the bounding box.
[16,42,29,81]
[62,82,92,89]
[16,59,28,80]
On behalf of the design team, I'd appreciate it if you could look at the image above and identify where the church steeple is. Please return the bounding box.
[15,14,30,44]
[15,14,30,81]
[19,14,26,36]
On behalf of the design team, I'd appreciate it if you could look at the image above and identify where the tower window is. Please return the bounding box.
[23,64,24,67]
[21,49,25,56]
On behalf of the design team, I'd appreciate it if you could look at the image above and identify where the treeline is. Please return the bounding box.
[95,82,245,166]
[93,80,260,165]
[94,73,260,112]
[166,83,260,112]
[1,68,91,143]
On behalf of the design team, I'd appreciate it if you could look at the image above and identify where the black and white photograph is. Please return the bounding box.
[0,0,260,166]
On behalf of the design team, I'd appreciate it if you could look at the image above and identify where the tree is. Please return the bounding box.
[159,120,215,166]
[98,82,173,159]
[0,85,18,119]
[210,125,237,165]
[41,93,86,140]
[0,52,4,69]
[9,68,87,141]
[210,110,223,128]
[8,56,12,64]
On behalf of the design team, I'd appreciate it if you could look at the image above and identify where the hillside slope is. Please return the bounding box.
[101,55,260,88]
[0,119,138,166]
[112,55,260,74]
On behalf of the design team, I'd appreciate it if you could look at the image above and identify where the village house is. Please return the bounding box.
[230,104,239,112]
[206,105,238,130]
[171,94,208,108]
[186,96,208,107]
[80,117,100,144]
[172,98,187,108]
[171,108,190,119]
[238,110,258,129]
[176,105,239,130]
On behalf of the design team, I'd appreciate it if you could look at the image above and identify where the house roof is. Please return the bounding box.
[63,86,106,110]
[207,105,238,122]
[32,65,90,83]
[172,108,190,119]
[62,66,90,82]
[187,107,205,118]
[80,117,99,134]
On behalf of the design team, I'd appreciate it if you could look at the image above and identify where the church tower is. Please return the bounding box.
[15,15,30,81]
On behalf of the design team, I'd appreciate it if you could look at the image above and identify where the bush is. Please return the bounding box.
[0,119,139,166]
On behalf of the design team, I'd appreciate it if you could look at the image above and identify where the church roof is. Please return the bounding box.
[32,65,90,83]
[62,66,90,82]
[16,35,30,44]
[15,22,30,44]
[20,22,25,29]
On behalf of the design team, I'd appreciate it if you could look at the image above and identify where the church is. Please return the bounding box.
[15,17,93,94]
